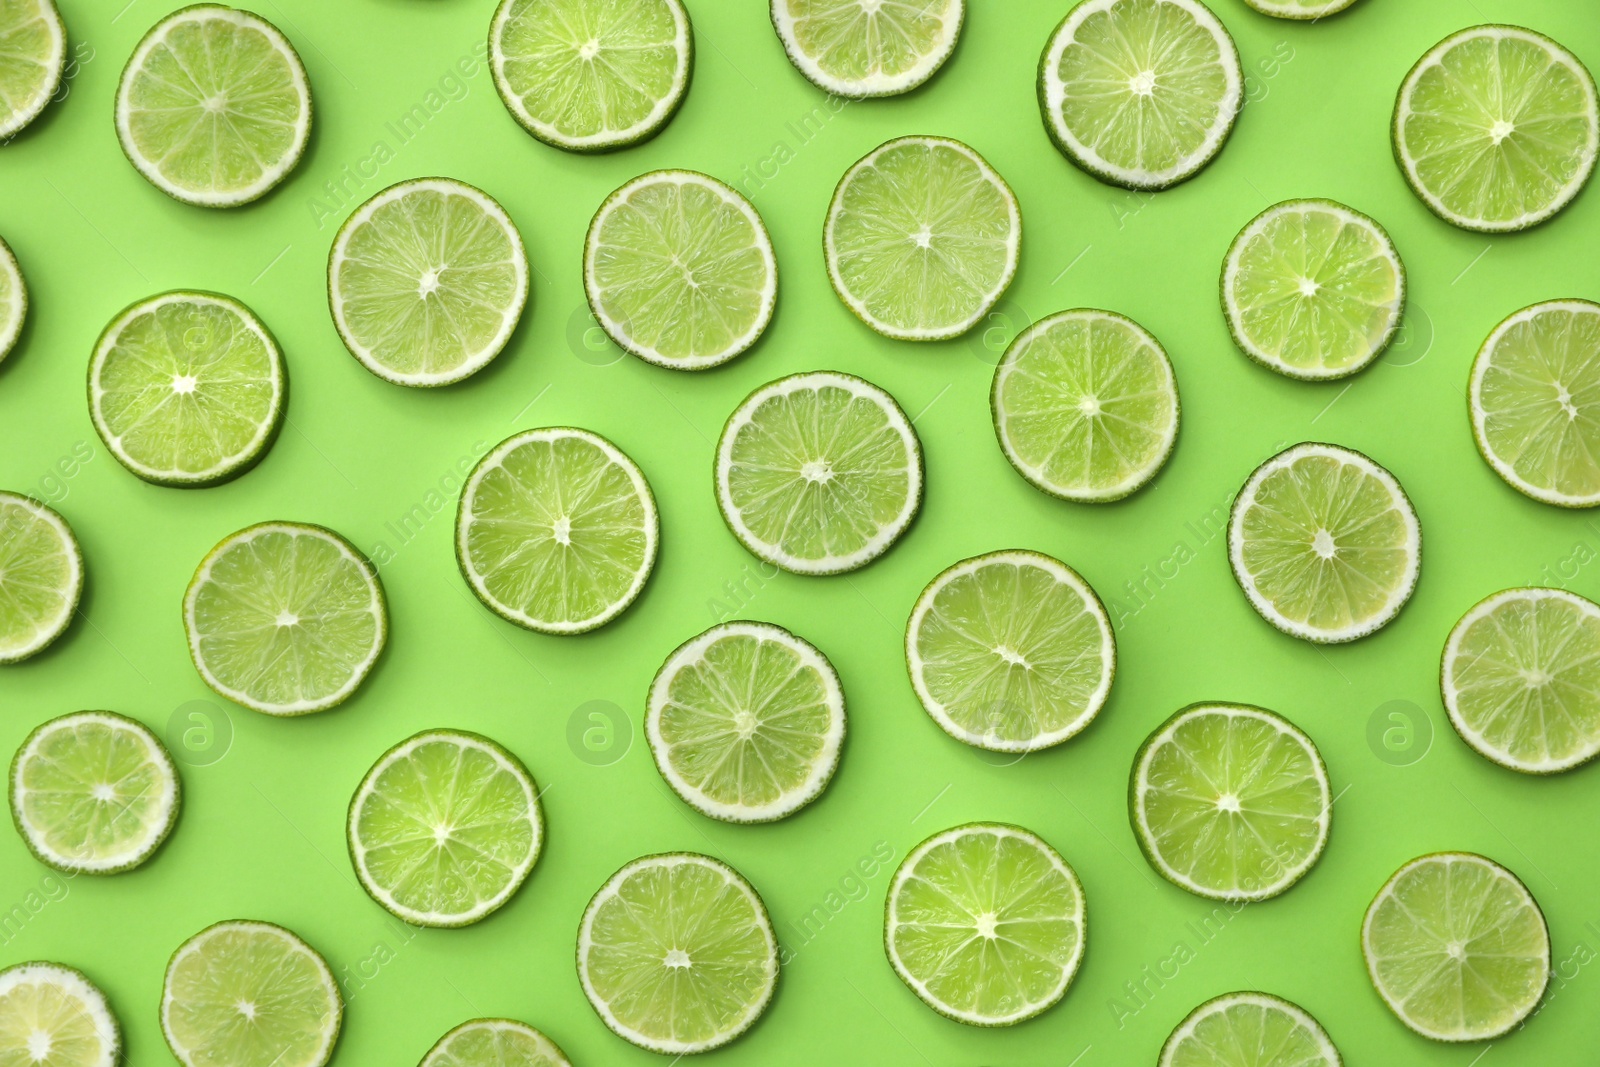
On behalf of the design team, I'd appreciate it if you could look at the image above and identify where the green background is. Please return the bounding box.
[3,0,1599,1062]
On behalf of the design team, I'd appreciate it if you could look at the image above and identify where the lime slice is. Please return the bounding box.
[420,1019,570,1067]
[584,171,776,370]
[183,522,387,715]
[647,621,845,823]
[1160,992,1340,1067]
[1229,443,1420,643]
[1362,852,1550,1042]
[1039,0,1243,190]
[716,372,921,575]
[906,550,1114,752]
[89,291,286,486]
[348,729,543,928]
[0,237,23,364]
[161,920,341,1067]
[1131,703,1331,902]
[115,5,312,208]
[1470,300,1600,507]
[885,822,1085,1026]
[1394,26,1599,233]
[824,136,1020,341]
[0,492,82,665]
[1242,0,1358,17]
[490,0,692,153]
[457,428,658,634]
[577,852,777,1055]
[329,178,529,387]
[1221,199,1406,381]
[991,308,1179,501]
[770,0,964,98]
[0,962,119,1067]
[1442,587,1600,774]
[10,710,180,874]
[0,0,65,140]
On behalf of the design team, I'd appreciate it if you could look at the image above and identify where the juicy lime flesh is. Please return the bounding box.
[17,719,170,867]
[591,179,770,362]
[122,13,304,199]
[190,530,381,709]
[725,383,913,565]
[915,559,1108,745]
[1450,594,1600,768]
[1229,206,1401,374]
[830,141,1013,334]
[495,0,682,142]
[0,253,21,350]
[1051,0,1233,176]
[657,632,833,810]
[1401,32,1595,228]
[166,927,336,1067]
[585,862,772,1048]
[0,500,75,660]
[997,314,1175,495]
[1139,711,1325,897]
[1166,999,1334,1066]
[0,977,109,1067]
[425,1023,565,1067]
[335,187,523,379]
[464,436,652,628]
[95,299,278,479]
[1476,306,1600,500]
[782,0,953,84]
[1366,857,1548,1039]
[0,0,59,134]
[1238,455,1412,633]
[355,738,537,918]
[891,830,1082,1020]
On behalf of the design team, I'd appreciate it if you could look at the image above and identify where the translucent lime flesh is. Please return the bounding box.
[0,496,77,662]
[0,968,115,1067]
[0,0,61,137]
[93,296,280,482]
[777,0,955,89]
[423,1021,568,1067]
[1163,995,1337,1067]
[1474,303,1600,503]
[0,244,24,359]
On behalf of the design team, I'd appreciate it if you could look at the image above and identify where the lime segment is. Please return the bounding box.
[420,1019,571,1067]
[0,0,65,139]
[0,492,82,664]
[0,236,22,364]
[770,0,964,98]
[1160,992,1340,1066]
[0,962,119,1067]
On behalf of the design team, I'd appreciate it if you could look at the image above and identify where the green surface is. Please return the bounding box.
[2,0,1600,1062]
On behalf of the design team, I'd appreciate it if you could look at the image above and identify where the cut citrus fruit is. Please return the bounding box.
[770,0,963,98]
[1362,852,1550,1042]
[1131,702,1331,901]
[1394,26,1599,233]
[0,492,82,664]
[1229,443,1420,643]
[0,236,23,364]
[886,823,1085,1026]
[348,729,543,928]
[1039,0,1243,190]
[577,852,777,1054]
[0,0,65,140]
[116,5,312,207]
[420,1019,570,1067]
[1470,299,1600,507]
[89,291,286,486]
[907,550,1114,752]
[825,136,1020,341]
[457,428,658,634]
[0,961,119,1067]
[490,0,692,152]
[10,710,180,874]
[647,621,845,823]
[329,178,528,387]
[584,170,775,370]
[991,308,1179,501]
[184,522,387,715]
[1160,992,1340,1066]
[161,920,341,1067]
[1222,199,1405,381]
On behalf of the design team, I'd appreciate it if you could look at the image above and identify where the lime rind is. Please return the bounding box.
[0,0,66,140]
[1159,991,1341,1066]
[769,0,964,98]
[420,1019,571,1067]
[1241,0,1359,18]
[0,961,120,1067]
[0,492,82,665]
[0,237,27,363]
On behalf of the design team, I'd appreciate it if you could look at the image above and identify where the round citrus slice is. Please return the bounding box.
[1160,992,1341,1066]
[0,237,23,365]
[0,492,82,664]
[991,308,1179,501]
[907,550,1114,752]
[577,852,777,1055]
[1362,852,1550,1042]
[1394,26,1599,233]
[584,170,776,370]
[825,136,1020,341]
[420,1019,571,1067]
[1229,443,1420,643]
[1039,0,1243,190]
[183,522,387,715]
[329,178,528,387]
[770,0,964,98]
[457,428,658,634]
[1131,703,1331,902]
[490,0,692,152]
[885,823,1085,1026]
[116,5,312,207]
[1242,0,1358,17]
[0,0,65,140]
[0,962,119,1067]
